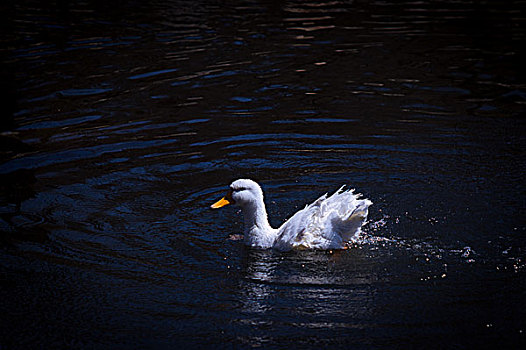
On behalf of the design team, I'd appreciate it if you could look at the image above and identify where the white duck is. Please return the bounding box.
[211,179,372,250]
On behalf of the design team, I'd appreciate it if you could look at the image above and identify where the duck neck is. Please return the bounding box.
[242,199,276,248]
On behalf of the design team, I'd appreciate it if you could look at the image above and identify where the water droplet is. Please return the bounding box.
[461,246,474,258]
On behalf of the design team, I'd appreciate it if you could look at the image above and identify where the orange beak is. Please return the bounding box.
[211,189,234,209]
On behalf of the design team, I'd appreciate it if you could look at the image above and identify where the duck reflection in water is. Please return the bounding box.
[234,246,378,337]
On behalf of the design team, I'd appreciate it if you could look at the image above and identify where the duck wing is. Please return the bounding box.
[273,187,372,250]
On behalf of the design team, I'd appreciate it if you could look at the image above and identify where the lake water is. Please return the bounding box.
[1,0,525,348]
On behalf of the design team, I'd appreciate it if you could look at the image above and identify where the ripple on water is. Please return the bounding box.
[1,0,525,348]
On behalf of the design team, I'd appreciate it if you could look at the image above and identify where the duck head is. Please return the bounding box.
[211,179,263,209]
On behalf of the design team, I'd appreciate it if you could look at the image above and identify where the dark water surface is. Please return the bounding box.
[1,0,525,348]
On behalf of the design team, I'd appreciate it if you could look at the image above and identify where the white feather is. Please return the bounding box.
[213,179,372,251]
